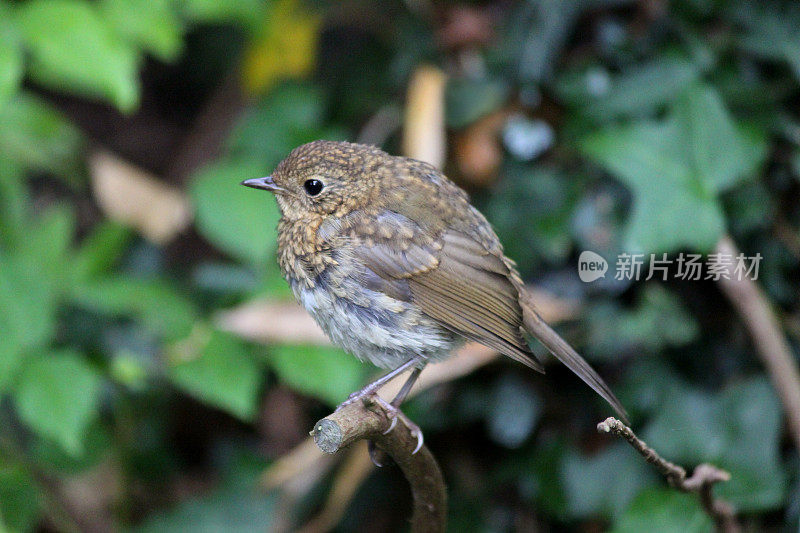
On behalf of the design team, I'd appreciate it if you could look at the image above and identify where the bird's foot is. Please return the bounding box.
[371,394,424,455]
[335,386,377,412]
[335,358,420,412]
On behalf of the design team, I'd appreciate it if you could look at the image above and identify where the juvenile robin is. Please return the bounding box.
[242,140,627,447]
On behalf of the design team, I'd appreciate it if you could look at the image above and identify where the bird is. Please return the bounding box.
[242,140,628,445]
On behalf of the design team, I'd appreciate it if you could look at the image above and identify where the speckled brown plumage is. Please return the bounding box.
[244,140,627,420]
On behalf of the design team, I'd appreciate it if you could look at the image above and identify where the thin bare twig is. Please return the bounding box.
[311,396,447,533]
[598,417,739,533]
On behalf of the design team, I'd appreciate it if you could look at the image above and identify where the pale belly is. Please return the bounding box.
[290,278,460,369]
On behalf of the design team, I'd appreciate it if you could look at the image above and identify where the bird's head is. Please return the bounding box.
[241,140,388,221]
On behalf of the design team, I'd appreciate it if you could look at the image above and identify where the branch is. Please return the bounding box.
[714,235,800,452]
[311,396,447,533]
[597,417,739,533]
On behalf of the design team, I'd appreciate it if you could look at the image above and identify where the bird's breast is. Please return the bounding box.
[288,263,460,369]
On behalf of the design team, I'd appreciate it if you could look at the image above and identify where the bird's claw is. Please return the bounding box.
[411,428,424,454]
[367,440,390,467]
[382,415,398,435]
[372,394,424,455]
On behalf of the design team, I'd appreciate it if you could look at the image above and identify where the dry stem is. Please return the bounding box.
[311,396,447,533]
[715,235,800,452]
[598,417,739,533]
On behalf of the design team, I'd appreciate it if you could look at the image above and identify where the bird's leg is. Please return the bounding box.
[369,363,427,465]
[348,359,427,466]
[337,357,419,411]
[390,365,424,407]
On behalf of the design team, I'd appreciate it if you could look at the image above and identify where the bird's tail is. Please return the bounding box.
[520,294,629,423]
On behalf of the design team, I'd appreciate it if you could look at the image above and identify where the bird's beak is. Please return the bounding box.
[240,176,282,193]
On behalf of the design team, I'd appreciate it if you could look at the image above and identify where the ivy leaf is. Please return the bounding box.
[70,275,198,341]
[0,462,39,533]
[70,221,133,282]
[0,19,23,108]
[268,345,370,407]
[0,93,85,184]
[191,157,280,265]
[100,0,183,62]
[586,285,699,359]
[181,0,266,28]
[643,378,785,511]
[0,160,27,249]
[0,205,75,392]
[562,443,657,519]
[581,84,767,253]
[735,3,800,82]
[168,330,262,421]
[13,351,102,456]
[556,58,700,122]
[671,84,767,192]
[612,489,712,533]
[17,0,140,112]
[445,78,509,128]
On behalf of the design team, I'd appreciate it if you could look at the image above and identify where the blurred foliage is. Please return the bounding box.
[0,0,799,531]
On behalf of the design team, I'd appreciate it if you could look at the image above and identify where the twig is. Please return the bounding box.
[597,417,739,533]
[715,235,800,452]
[311,396,447,533]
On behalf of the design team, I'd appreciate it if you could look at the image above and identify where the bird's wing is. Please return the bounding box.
[348,210,544,372]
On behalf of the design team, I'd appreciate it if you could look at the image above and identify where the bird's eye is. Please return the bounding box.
[303,179,324,196]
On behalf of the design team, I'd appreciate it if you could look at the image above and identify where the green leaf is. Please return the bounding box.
[191,157,280,264]
[71,221,133,282]
[612,489,712,533]
[17,0,140,111]
[70,275,198,340]
[581,84,767,253]
[504,0,580,83]
[29,420,111,473]
[180,0,266,30]
[587,285,699,359]
[736,3,800,82]
[0,160,28,247]
[0,205,74,390]
[0,462,39,533]
[168,330,262,421]
[0,93,85,184]
[556,58,700,121]
[16,204,76,271]
[13,350,102,456]
[0,23,23,108]
[100,0,184,61]
[445,78,509,128]
[487,164,578,270]
[671,84,768,192]
[268,345,370,407]
[562,443,657,519]
[643,378,785,511]
[227,83,331,168]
